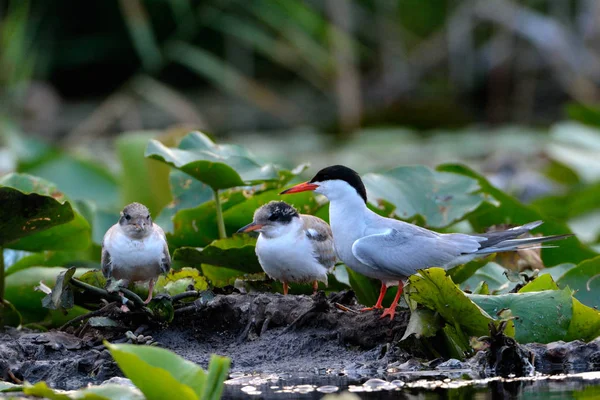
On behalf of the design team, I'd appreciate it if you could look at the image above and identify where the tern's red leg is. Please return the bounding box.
[360,283,387,311]
[283,281,289,295]
[312,280,319,294]
[144,279,155,304]
[381,281,404,320]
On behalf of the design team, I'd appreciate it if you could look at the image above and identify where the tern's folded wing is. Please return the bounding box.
[351,229,483,278]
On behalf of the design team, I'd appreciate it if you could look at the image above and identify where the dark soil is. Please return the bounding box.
[1,291,599,392]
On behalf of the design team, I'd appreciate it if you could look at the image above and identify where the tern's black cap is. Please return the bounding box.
[310,165,367,203]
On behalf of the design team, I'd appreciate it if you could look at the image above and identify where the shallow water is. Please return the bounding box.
[222,371,600,399]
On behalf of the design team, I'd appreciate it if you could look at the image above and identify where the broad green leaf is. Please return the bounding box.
[117,132,172,215]
[518,274,559,293]
[565,297,600,342]
[539,263,576,282]
[558,256,600,308]
[468,288,573,343]
[0,173,74,247]
[5,249,96,276]
[441,323,472,360]
[547,122,600,183]
[202,355,231,400]
[106,342,206,400]
[5,267,90,325]
[76,199,119,246]
[145,131,280,191]
[23,382,70,400]
[10,212,91,251]
[362,166,489,228]
[174,236,261,273]
[167,191,247,248]
[447,256,492,284]
[438,164,596,266]
[460,262,515,294]
[155,169,214,233]
[73,384,144,399]
[408,268,504,338]
[156,267,209,295]
[200,264,257,288]
[0,381,20,392]
[22,154,120,210]
[401,308,442,341]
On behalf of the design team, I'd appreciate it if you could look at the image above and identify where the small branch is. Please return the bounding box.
[172,290,201,303]
[214,189,227,239]
[59,302,117,331]
[69,278,137,310]
[1,247,5,328]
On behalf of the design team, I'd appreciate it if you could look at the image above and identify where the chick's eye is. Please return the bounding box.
[124,214,131,221]
[268,214,278,221]
[146,215,150,220]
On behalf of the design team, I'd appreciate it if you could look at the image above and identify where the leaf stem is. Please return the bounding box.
[214,189,226,239]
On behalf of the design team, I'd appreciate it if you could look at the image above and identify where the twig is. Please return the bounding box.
[172,290,201,303]
[59,302,117,331]
[334,302,359,313]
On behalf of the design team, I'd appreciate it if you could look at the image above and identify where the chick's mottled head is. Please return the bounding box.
[119,202,152,237]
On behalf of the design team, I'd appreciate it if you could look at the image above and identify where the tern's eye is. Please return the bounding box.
[125,214,131,221]
[268,214,278,221]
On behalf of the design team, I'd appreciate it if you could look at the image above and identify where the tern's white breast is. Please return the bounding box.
[256,231,328,284]
[105,227,165,281]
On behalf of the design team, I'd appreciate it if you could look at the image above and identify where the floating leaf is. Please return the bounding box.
[408,268,507,338]
[558,256,600,309]
[156,267,209,295]
[566,298,600,342]
[106,342,229,400]
[0,173,73,247]
[23,382,69,400]
[174,236,261,273]
[362,166,490,228]
[401,308,442,341]
[145,131,280,191]
[155,169,214,233]
[518,274,559,293]
[468,288,573,343]
[460,263,515,294]
[439,164,597,266]
[5,249,95,276]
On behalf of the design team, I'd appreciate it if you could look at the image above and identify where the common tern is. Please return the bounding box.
[238,201,336,295]
[102,202,171,305]
[281,165,571,319]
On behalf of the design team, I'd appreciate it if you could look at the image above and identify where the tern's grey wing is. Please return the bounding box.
[101,225,116,278]
[352,228,485,278]
[302,215,336,270]
[101,245,112,278]
[154,223,171,274]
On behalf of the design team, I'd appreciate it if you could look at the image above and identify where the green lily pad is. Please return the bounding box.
[460,262,515,294]
[174,236,261,273]
[401,308,442,341]
[145,131,280,191]
[408,268,508,338]
[468,288,573,344]
[518,274,559,292]
[155,170,215,233]
[5,249,96,276]
[106,342,230,400]
[566,297,600,342]
[10,212,91,251]
[117,132,172,215]
[5,267,90,325]
[439,164,597,266]
[558,255,600,308]
[22,154,120,210]
[156,267,209,295]
[362,166,489,228]
[0,173,74,247]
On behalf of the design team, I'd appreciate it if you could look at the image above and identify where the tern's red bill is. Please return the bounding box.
[280,182,319,194]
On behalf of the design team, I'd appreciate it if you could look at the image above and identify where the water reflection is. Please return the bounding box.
[223,371,600,399]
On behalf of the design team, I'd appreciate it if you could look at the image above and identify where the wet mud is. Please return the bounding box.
[1,291,599,391]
